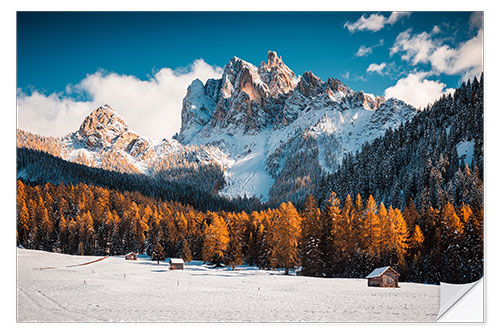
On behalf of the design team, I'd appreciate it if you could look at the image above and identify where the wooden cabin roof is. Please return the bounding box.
[366,266,400,278]
[169,258,184,264]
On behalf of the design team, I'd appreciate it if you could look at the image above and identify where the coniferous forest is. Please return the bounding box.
[16,75,483,285]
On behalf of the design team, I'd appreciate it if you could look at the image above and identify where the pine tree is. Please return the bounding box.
[17,198,30,247]
[300,195,323,276]
[389,207,409,267]
[378,202,391,258]
[151,241,166,264]
[321,192,342,277]
[58,212,68,253]
[36,196,52,251]
[202,212,230,266]
[440,201,465,282]
[340,194,355,264]
[403,199,420,232]
[181,238,193,263]
[352,193,365,254]
[412,225,425,251]
[270,202,301,275]
[256,217,272,269]
[364,195,381,258]
[79,211,95,255]
[225,231,243,270]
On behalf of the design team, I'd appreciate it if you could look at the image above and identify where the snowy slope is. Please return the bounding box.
[17,249,440,322]
[17,52,418,203]
[178,51,417,202]
[456,139,475,167]
[56,104,232,178]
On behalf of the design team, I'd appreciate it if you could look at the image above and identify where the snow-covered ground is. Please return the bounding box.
[456,139,475,167]
[17,249,439,322]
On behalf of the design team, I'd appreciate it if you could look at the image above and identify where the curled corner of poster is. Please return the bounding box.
[436,278,484,322]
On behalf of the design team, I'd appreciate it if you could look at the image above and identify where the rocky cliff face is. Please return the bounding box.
[74,104,135,150]
[177,51,300,142]
[24,51,418,204]
[177,51,417,202]
[62,104,230,175]
[71,104,156,161]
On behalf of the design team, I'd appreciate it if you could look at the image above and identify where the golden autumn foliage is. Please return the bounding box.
[16,179,482,283]
[270,202,302,275]
[202,212,230,265]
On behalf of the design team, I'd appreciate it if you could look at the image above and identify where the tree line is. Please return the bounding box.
[17,147,263,213]
[320,75,483,213]
[17,179,482,284]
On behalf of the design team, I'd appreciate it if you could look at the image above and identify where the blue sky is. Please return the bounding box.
[17,11,483,139]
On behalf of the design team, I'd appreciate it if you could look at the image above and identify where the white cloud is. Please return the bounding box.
[387,12,411,24]
[356,45,372,57]
[390,29,436,64]
[344,12,410,32]
[17,90,93,138]
[355,39,383,57]
[384,72,455,108]
[366,62,387,75]
[390,26,483,81]
[17,60,223,139]
[340,71,366,82]
[354,75,368,82]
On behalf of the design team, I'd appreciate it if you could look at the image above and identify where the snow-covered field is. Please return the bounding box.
[17,249,439,322]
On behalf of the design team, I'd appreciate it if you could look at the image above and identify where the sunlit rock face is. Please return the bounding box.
[176,51,417,202]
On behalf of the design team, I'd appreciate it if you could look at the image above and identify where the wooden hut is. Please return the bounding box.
[125,252,138,260]
[169,258,185,270]
[366,266,400,287]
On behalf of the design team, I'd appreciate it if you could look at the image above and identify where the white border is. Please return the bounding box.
[3,1,497,332]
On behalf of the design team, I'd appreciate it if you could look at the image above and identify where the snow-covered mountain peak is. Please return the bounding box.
[73,104,134,150]
[177,51,417,202]
[265,50,281,67]
[49,51,418,204]
[297,71,324,97]
[80,104,125,131]
[258,51,298,97]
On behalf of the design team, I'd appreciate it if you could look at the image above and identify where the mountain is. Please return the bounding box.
[17,51,417,204]
[64,104,229,173]
[176,51,416,203]
[17,105,231,196]
[319,75,484,212]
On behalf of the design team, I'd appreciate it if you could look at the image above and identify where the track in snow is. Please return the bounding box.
[17,249,440,322]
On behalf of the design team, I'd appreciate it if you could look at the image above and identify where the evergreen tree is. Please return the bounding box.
[364,195,381,258]
[181,238,193,263]
[225,231,243,270]
[202,212,230,266]
[151,241,166,264]
[322,192,342,277]
[300,195,323,276]
[270,202,301,275]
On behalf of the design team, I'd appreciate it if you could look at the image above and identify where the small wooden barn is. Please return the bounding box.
[169,258,185,270]
[125,252,138,260]
[366,266,400,288]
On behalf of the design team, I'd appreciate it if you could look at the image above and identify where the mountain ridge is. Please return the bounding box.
[17,51,418,203]
[176,51,417,202]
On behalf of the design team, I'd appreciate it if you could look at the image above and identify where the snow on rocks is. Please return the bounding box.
[178,51,417,202]
[46,51,417,203]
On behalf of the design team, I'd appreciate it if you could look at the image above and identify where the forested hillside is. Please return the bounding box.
[16,75,484,285]
[17,148,262,213]
[17,180,481,284]
[320,75,483,213]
